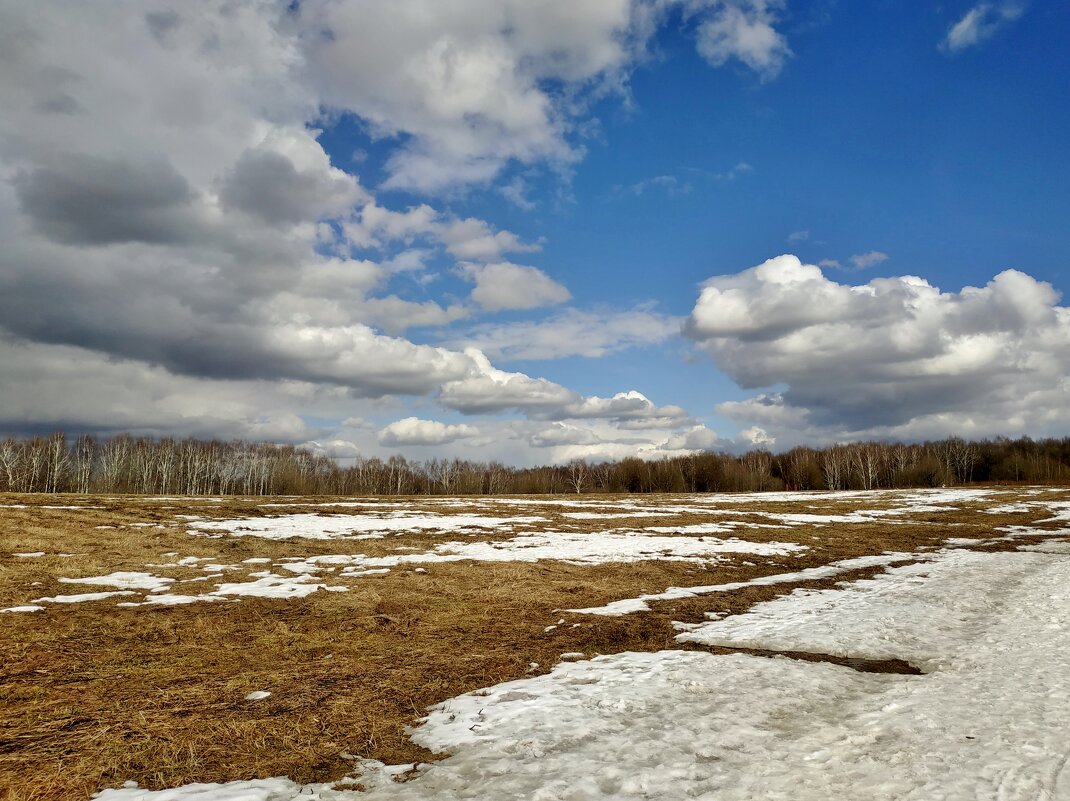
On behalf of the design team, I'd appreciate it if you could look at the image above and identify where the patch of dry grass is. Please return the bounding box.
[1,487,1068,800]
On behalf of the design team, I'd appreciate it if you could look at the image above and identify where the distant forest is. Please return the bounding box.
[1,433,1068,496]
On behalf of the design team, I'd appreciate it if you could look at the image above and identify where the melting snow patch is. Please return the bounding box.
[676,549,1042,670]
[33,591,137,604]
[119,595,232,607]
[13,551,45,558]
[1018,541,1070,554]
[273,531,805,575]
[211,573,347,599]
[568,553,914,616]
[187,512,545,540]
[562,511,676,520]
[2,605,45,613]
[244,691,271,701]
[59,572,174,593]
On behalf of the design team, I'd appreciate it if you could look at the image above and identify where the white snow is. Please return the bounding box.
[677,550,1008,669]
[118,572,349,605]
[32,591,137,604]
[244,691,272,701]
[1,604,45,613]
[561,511,676,520]
[1018,540,1070,554]
[638,522,736,534]
[94,778,355,800]
[274,531,805,575]
[13,551,45,557]
[568,553,914,616]
[1036,502,1070,523]
[211,573,347,599]
[984,502,1036,514]
[187,512,545,540]
[59,571,175,593]
[118,595,231,607]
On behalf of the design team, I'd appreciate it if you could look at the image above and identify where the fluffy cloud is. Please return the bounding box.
[693,1,791,79]
[943,2,1026,52]
[686,254,1070,443]
[527,421,725,463]
[528,423,602,448]
[457,262,572,312]
[660,424,724,451]
[344,204,539,262]
[297,0,788,191]
[297,0,638,191]
[448,307,682,361]
[439,218,543,261]
[439,351,688,425]
[379,417,479,446]
[300,439,363,460]
[438,350,582,415]
[566,392,690,427]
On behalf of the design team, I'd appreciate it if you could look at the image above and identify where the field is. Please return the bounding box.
[2,487,1069,800]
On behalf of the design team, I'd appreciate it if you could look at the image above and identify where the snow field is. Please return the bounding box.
[96,546,1070,800]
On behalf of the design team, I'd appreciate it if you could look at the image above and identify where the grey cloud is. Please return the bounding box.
[145,10,181,43]
[0,336,318,442]
[33,93,81,115]
[14,153,197,245]
[220,148,364,226]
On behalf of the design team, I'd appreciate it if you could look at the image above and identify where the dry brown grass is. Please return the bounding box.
[1,487,1068,800]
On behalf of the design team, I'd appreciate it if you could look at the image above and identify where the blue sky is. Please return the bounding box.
[1,1,1067,463]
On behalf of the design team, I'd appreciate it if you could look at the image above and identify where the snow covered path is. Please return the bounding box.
[96,548,1070,801]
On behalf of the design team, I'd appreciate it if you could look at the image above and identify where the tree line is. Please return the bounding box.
[0,433,1067,497]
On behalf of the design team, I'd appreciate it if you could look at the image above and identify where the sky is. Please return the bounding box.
[0,0,1068,466]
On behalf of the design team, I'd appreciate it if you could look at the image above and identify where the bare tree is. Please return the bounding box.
[566,458,588,494]
[74,435,95,493]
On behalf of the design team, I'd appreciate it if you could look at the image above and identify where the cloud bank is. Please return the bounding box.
[3,0,782,457]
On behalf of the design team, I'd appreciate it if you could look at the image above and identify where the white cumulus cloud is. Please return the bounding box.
[457,262,572,312]
[686,254,1070,443]
[379,417,480,446]
[693,0,791,80]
